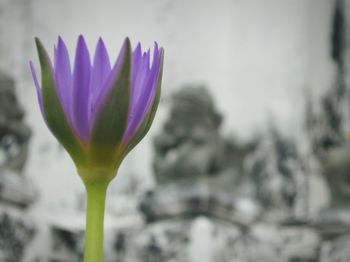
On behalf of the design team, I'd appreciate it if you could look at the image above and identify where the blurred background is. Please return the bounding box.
[0,0,349,261]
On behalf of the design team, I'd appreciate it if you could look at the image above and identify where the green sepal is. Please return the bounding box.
[89,38,131,172]
[35,38,86,166]
[121,48,164,160]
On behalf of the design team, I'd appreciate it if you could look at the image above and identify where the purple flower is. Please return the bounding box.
[30,36,164,180]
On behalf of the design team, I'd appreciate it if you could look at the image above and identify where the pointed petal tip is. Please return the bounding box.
[94,39,108,65]
[121,38,132,56]
[77,35,87,45]
[34,37,43,49]
[75,35,90,63]
[57,36,65,46]
[96,37,106,50]
[123,37,132,50]
[34,37,54,69]
[159,47,165,57]
[34,37,47,54]
[153,42,163,60]
[157,46,164,62]
[133,43,142,57]
[77,35,89,51]
[153,41,160,52]
[56,37,70,58]
[159,48,164,69]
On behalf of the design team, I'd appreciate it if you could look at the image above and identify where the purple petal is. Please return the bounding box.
[133,48,151,104]
[142,44,162,118]
[91,38,111,112]
[123,43,161,141]
[130,47,150,108]
[29,61,44,116]
[72,35,91,141]
[54,36,73,122]
[91,39,128,123]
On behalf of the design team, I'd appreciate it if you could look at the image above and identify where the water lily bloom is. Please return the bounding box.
[30,36,164,262]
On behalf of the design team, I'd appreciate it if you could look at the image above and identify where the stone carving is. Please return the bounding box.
[320,235,350,262]
[0,70,36,261]
[153,85,253,191]
[153,85,224,182]
[307,1,350,260]
[315,144,350,240]
[140,183,259,225]
[135,220,190,262]
[133,217,320,262]
[0,71,31,173]
[323,144,350,206]
[0,71,36,207]
[49,226,84,262]
[148,85,258,221]
[244,126,307,221]
[0,211,35,262]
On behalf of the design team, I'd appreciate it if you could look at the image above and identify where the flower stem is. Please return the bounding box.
[84,180,109,262]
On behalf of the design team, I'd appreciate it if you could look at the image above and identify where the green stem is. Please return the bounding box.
[84,181,109,262]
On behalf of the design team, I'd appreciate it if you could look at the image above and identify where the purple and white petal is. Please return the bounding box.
[72,35,91,141]
[91,38,111,107]
[54,36,73,123]
[91,39,128,124]
[123,43,161,142]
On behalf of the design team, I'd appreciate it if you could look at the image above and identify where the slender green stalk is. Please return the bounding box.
[84,180,109,262]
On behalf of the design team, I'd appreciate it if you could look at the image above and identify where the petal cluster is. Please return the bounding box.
[30,36,164,177]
